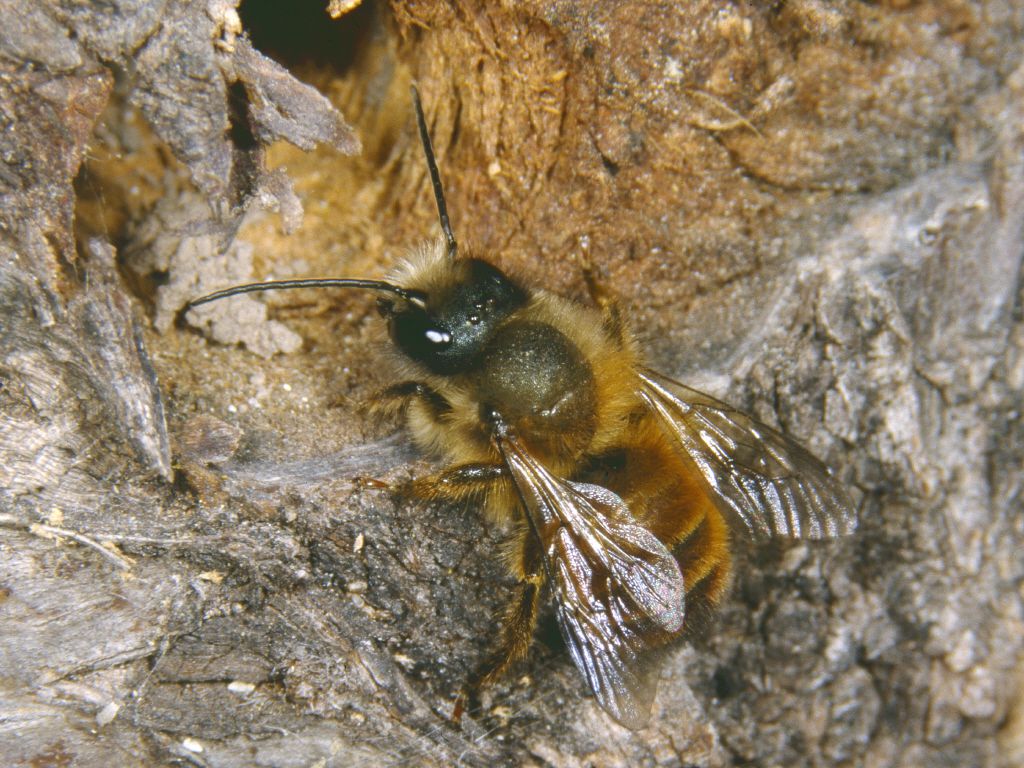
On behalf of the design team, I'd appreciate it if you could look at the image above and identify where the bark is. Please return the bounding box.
[1,1,1022,766]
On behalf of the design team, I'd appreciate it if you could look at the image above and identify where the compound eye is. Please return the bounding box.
[425,328,452,349]
[389,308,456,366]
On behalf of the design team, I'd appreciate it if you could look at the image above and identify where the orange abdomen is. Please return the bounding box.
[581,419,732,626]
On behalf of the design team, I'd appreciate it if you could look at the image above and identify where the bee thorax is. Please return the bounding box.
[472,320,597,460]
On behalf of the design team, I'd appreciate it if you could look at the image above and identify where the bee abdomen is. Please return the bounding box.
[673,504,732,617]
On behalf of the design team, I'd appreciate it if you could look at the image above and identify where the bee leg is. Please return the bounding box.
[409,463,509,503]
[579,244,626,345]
[364,380,452,423]
[454,568,544,722]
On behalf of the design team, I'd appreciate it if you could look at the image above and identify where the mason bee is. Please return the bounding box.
[188,87,857,729]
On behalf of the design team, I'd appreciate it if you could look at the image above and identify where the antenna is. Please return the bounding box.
[411,84,458,260]
[185,90,456,312]
[186,278,426,310]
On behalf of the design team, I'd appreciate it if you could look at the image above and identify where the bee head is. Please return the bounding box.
[379,258,527,375]
[185,87,527,376]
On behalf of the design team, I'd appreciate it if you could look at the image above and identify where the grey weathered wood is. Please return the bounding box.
[1,2,1022,767]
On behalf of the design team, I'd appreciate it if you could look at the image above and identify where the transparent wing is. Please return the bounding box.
[494,422,685,729]
[638,368,856,540]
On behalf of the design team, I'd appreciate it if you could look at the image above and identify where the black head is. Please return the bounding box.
[380,258,527,375]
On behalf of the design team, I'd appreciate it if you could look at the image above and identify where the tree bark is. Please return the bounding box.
[1,1,1022,766]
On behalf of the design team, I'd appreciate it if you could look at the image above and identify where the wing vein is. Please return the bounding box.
[637,368,856,541]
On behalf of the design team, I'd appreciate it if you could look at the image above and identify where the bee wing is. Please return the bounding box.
[495,423,685,730]
[637,368,856,540]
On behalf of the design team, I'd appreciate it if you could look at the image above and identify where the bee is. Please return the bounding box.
[187,86,857,729]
